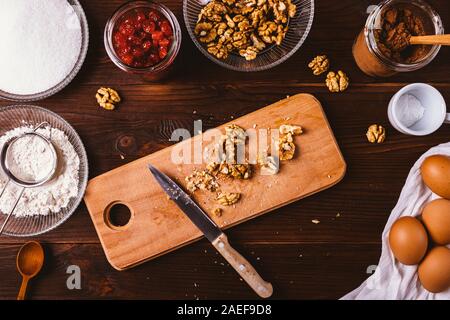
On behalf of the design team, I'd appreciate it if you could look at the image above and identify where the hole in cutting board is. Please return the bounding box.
[105,202,133,230]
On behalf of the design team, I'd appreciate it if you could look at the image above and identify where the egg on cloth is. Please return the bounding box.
[418,246,450,293]
[421,155,450,199]
[422,198,450,245]
[389,217,428,265]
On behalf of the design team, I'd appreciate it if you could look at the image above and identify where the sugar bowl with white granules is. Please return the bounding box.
[0,0,89,101]
[0,106,88,237]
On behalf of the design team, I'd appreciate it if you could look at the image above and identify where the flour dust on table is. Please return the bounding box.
[0,0,82,95]
[0,126,80,217]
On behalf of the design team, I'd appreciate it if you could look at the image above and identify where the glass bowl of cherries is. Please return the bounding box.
[104,0,181,80]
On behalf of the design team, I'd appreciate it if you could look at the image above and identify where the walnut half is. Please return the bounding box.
[325,71,349,93]
[308,55,330,75]
[366,124,386,143]
[96,87,121,111]
[217,192,241,206]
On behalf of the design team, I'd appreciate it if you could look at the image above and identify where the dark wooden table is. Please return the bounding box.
[0,0,449,300]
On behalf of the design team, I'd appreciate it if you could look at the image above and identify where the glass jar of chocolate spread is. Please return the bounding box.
[353,0,444,77]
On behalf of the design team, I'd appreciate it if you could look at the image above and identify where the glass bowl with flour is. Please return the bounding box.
[0,0,89,102]
[0,105,88,236]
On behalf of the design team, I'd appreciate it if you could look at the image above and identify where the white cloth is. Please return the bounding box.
[342,142,450,300]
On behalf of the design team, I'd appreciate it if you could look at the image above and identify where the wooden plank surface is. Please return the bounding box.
[0,0,449,299]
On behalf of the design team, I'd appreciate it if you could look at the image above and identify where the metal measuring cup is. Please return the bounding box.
[0,122,58,235]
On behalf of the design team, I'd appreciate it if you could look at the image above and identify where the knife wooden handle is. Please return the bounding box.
[212,233,273,298]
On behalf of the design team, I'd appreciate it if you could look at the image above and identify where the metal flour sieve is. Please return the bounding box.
[0,122,58,235]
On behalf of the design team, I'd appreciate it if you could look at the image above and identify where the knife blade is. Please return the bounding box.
[148,164,222,242]
[148,164,273,298]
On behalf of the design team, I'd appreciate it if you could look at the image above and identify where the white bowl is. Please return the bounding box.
[388,83,448,136]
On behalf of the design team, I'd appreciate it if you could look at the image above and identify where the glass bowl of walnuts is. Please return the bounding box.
[183,0,314,72]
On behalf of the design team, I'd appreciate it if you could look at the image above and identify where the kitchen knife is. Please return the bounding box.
[148,164,273,298]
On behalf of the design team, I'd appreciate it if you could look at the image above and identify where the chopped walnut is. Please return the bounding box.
[325,70,349,93]
[96,87,121,111]
[308,55,330,76]
[225,124,246,144]
[206,160,252,180]
[206,161,220,174]
[223,163,252,179]
[366,124,386,144]
[213,208,223,217]
[217,192,241,206]
[222,124,247,163]
[185,170,219,192]
[279,124,303,136]
[259,155,279,175]
[276,124,302,161]
[278,133,296,161]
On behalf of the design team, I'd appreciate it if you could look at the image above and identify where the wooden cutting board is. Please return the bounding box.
[84,94,346,270]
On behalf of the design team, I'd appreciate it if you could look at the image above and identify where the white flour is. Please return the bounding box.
[397,94,425,128]
[6,134,56,183]
[0,0,82,95]
[0,126,80,217]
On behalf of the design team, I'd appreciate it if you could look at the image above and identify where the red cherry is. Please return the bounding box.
[159,46,168,59]
[134,21,142,30]
[119,23,135,36]
[136,31,148,41]
[113,32,127,46]
[136,11,147,23]
[148,53,160,64]
[152,31,164,41]
[117,45,132,56]
[120,53,134,66]
[122,17,135,25]
[160,21,172,36]
[159,38,170,48]
[132,47,145,58]
[132,60,143,68]
[149,10,160,22]
[142,20,156,34]
[127,35,141,46]
[142,40,152,51]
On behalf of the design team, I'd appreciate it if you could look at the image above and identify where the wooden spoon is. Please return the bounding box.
[16,241,44,300]
[410,34,450,46]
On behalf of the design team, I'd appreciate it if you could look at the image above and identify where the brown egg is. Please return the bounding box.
[418,246,450,293]
[389,216,428,265]
[421,155,450,199]
[422,199,450,245]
